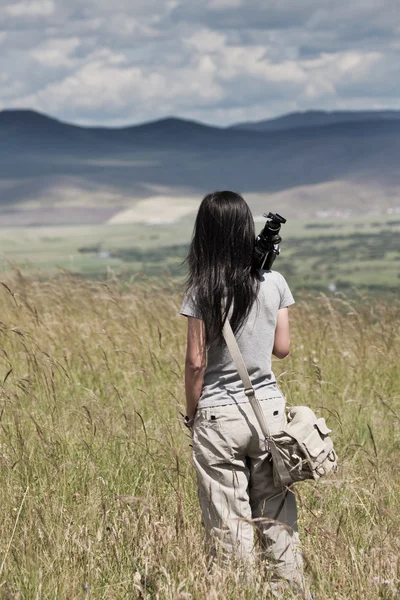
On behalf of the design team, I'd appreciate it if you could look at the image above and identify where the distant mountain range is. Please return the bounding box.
[0,108,399,226]
[230,109,400,132]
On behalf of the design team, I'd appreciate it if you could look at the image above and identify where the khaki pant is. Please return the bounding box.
[192,389,305,591]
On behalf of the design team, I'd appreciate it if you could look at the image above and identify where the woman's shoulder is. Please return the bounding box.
[258,269,285,285]
[258,269,295,308]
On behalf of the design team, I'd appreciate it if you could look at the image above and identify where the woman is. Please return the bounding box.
[180,191,305,594]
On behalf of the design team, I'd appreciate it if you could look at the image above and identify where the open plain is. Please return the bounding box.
[0,214,399,294]
[0,272,398,599]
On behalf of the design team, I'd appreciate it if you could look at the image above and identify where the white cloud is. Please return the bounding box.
[5,0,55,17]
[1,0,400,125]
[208,0,242,8]
[14,45,223,117]
[300,50,383,101]
[216,45,307,84]
[187,29,227,53]
[31,37,81,68]
[336,51,382,76]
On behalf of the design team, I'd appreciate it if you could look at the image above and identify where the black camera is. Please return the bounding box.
[253,212,286,270]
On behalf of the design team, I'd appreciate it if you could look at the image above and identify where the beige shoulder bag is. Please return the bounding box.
[222,318,338,487]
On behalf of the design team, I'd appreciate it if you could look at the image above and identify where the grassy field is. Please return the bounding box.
[0,273,398,599]
[0,216,399,293]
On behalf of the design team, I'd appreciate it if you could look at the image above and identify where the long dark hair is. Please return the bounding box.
[186,191,259,344]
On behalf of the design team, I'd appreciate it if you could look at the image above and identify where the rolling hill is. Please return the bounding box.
[0,109,399,225]
[230,109,400,132]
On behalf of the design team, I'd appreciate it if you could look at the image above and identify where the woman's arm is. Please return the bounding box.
[273,307,290,359]
[184,317,206,421]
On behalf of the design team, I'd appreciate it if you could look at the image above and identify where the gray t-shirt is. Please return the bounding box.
[180,270,295,408]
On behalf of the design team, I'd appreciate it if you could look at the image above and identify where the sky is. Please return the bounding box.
[0,0,399,127]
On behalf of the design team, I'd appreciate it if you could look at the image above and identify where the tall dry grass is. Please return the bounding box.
[0,272,398,599]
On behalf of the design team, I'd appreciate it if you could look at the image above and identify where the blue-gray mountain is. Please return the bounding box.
[230,109,400,132]
[0,109,399,225]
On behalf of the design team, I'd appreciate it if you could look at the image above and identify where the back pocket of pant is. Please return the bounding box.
[192,412,232,465]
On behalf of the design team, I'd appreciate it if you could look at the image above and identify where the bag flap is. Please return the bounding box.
[304,436,334,458]
[315,418,332,436]
[287,406,317,423]
[302,425,333,458]
[285,408,316,440]
[304,445,324,459]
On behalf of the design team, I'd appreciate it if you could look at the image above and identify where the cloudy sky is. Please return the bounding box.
[0,0,399,126]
